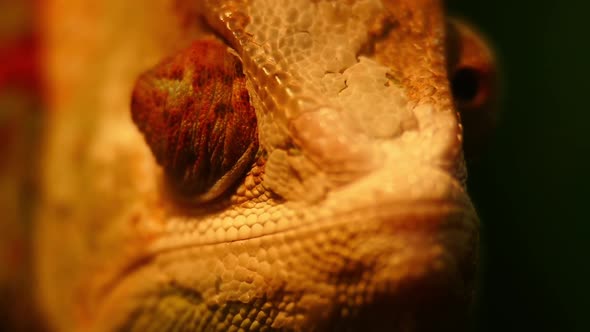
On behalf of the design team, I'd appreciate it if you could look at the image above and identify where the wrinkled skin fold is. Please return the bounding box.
[35,0,480,331]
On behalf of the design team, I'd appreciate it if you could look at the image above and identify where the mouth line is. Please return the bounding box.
[99,198,476,304]
[154,198,474,253]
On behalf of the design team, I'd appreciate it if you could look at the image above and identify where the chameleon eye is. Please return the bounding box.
[447,19,499,161]
[130,39,259,202]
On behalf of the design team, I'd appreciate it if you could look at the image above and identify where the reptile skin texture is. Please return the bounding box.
[35,0,480,331]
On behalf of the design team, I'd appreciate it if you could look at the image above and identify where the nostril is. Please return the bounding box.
[450,65,497,164]
[451,67,481,104]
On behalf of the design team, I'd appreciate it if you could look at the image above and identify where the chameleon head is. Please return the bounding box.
[35,0,494,331]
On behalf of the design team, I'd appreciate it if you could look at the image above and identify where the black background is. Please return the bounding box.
[449,1,590,331]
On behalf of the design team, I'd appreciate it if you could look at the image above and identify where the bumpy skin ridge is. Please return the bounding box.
[35,1,479,331]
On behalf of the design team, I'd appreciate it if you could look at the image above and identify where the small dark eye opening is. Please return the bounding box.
[451,67,481,103]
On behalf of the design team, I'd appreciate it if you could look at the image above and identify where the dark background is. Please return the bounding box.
[449,1,590,331]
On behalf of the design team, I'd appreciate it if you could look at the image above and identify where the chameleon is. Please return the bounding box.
[33,0,496,331]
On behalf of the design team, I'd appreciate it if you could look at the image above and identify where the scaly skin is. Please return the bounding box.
[35,0,479,331]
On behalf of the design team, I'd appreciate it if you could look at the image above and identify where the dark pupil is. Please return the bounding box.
[451,68,480,103]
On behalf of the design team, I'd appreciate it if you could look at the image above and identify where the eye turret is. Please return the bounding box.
[131,39,259,203]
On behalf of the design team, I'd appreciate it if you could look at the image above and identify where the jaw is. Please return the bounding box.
[92,157,478,331]
[96,209,478,332]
